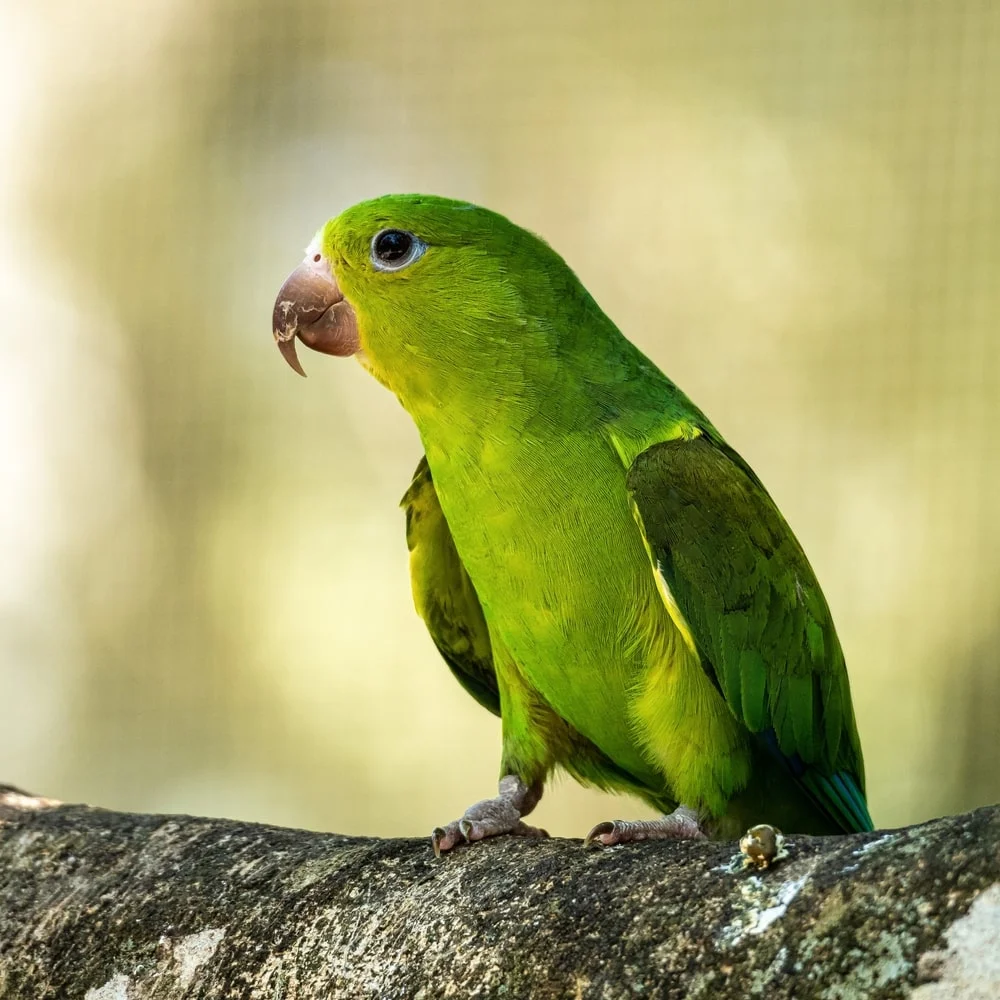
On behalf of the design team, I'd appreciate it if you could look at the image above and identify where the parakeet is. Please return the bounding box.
[271,194,873,853]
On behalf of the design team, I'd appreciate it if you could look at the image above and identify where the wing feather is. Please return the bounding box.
[401,457,499,716]
[626,434,872,832]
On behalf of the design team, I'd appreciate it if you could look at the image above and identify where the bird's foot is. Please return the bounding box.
[585,804,707,847]
[432,775,548,857]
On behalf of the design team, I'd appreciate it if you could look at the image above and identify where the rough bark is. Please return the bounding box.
[0,787,997,999]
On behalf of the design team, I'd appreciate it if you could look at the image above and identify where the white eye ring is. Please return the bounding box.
[370,229,427,272]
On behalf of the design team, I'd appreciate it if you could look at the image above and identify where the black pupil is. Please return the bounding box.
[375,230,412,262]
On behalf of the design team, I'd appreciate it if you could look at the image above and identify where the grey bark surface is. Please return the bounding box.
[0,787,997,1000]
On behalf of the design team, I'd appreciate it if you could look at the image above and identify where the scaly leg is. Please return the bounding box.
[585,804,706,847]
[432,775,548,857]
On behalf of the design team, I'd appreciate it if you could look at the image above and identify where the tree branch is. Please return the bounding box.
[0,786,997,998]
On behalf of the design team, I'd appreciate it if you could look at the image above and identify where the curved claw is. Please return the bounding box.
[431,825,463,859]
[584,821,617,848]
[583,820,619,847]
[431,828,445,859]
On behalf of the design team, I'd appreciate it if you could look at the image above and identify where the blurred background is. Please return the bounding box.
[1,0,997,838]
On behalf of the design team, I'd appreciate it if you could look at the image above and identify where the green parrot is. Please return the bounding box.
[272,194,873,853]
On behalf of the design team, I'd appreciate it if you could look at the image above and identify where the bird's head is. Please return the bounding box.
[272,194,607,418]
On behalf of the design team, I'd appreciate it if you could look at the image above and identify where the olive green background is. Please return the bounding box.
[1,1,997,838]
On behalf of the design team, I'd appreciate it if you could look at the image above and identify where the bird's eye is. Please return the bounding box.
[370,229,426,271]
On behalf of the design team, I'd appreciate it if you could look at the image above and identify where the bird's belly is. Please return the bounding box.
[432,455,670,780]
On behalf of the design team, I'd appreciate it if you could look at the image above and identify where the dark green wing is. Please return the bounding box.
[401,457,499,716]
[627,433,872,832]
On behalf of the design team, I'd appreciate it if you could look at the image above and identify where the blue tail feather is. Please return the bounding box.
[759,729,873,833]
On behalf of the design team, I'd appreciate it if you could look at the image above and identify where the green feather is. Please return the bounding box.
[739,651,768,732]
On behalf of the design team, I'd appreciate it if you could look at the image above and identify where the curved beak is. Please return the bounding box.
[272,256,359,376]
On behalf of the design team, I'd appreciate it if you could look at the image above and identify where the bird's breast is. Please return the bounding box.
[427,436,662,669]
